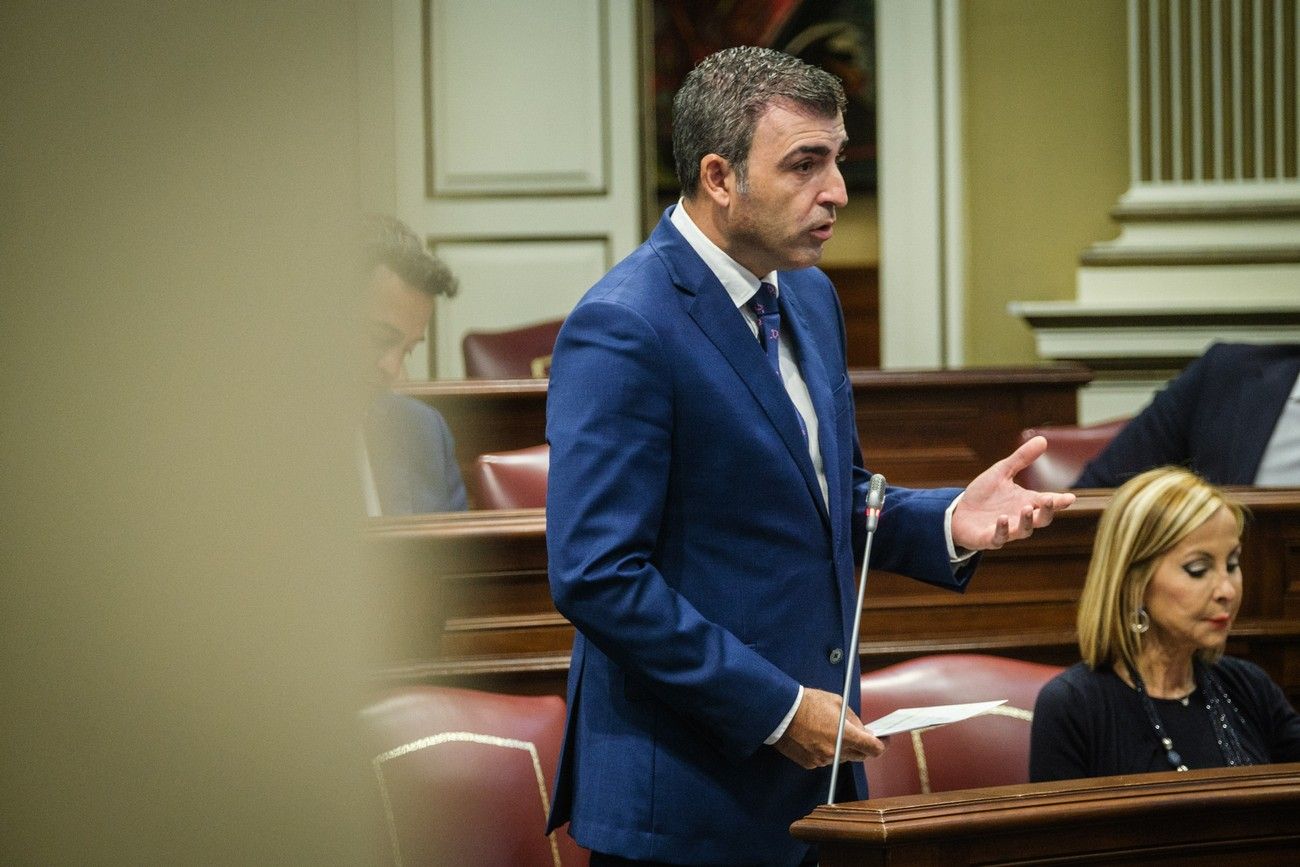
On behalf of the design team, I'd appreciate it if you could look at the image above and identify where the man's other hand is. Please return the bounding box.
[951,435,1076,551]
[773,687,885,769]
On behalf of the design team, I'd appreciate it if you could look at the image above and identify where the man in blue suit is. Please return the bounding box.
[358,215,467,515]
[545,47,1073,865]
[1075,342,1300,488]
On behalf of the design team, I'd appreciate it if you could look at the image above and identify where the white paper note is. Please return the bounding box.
[864,699,1008,738]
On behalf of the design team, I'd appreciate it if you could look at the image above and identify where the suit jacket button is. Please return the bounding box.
[828,648,844,664]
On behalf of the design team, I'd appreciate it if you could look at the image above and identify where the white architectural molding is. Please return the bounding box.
[390,0,640,379]
[1076,264,1300,302]
[1011,0,1300,419]
[878,0,947,369]
[940,0,965,368]
[1117,180,1300,207]
[1009,300,1300,360]
[426,0,607,196]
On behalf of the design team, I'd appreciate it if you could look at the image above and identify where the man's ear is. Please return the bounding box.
[698,153,733,207]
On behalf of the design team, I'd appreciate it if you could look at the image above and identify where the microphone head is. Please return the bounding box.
[867,473,886,509]
[865,473,886,532]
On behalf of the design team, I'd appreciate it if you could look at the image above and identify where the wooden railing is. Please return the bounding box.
[365,488,1300,703]
[396,364,1092,504]
[792,763,1300,866]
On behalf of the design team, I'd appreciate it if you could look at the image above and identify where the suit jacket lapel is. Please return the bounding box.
[779,283,839,533]
[651,217,830,530]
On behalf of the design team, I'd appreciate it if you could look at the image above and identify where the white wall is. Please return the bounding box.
[388,0,642,378]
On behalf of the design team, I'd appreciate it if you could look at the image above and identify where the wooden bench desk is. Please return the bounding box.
[396,364,1092,503]
[366,489,1300,703]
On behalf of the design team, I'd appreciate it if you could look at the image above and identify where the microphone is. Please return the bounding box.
[827,473,886,805]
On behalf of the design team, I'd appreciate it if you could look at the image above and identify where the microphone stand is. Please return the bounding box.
[827,473,886,805]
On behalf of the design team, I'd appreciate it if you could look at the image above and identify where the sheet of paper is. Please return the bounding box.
[864,699,1008,737]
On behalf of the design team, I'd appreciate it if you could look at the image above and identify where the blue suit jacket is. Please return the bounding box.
[1075,343,1300,488]
[544,210,974,864]
[365,391,467,514]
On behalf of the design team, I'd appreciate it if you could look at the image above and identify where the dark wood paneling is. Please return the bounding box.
[365,489,1300,705]
[848,366,1087,488]
[397,364,1091,505]
[823,265,879,369]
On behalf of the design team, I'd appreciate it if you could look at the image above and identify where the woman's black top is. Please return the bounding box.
[1029,657,1300,782]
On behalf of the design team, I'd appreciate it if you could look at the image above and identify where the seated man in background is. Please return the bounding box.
[1075,342,1300,488]
[359,215,467,515]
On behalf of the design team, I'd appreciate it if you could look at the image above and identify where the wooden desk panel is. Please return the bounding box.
[792,764,1300,866]
[848,366,1091,488]
[395,364,1091,503]
[365,490,1300,702]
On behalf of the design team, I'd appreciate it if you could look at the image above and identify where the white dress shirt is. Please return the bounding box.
[1255,370,1300,486]
[670,203,829,506]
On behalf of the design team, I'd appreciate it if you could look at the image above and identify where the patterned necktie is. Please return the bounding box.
[748,282,807,441]
[748,282,783,380]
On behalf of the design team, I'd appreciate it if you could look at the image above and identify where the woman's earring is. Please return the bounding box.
[1130,606,1150,634]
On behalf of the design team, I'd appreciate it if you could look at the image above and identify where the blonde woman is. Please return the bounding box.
[1030,467,1300,781]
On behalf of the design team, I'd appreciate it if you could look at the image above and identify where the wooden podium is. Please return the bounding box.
[791,764,1300,865]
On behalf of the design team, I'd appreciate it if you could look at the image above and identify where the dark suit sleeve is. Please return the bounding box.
[546,299,801,760]
[1261,678,1300,763]
[1074,348,1216,487]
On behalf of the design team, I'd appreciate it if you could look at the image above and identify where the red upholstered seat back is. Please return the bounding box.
[462,319,564,379]
[473,444,550,510]
[859,654,1063,798]
[1015,417,1131,491]
[361,685,587,867]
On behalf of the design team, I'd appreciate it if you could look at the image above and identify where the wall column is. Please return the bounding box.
[1013,0,1300,421]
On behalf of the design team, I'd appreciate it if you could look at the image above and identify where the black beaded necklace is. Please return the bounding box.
[1130,660,1260,771]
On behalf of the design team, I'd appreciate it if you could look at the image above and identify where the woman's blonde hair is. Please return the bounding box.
[1076,466,1245,671]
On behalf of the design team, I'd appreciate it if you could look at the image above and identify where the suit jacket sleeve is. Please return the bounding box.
[1074,348,1210,487]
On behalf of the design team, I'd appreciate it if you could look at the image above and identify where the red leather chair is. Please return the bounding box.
[473,444,550,510]
[462,319,564,379]
[859,654,1063,797]
[1015,417,1131,491]
[361,685,588,867]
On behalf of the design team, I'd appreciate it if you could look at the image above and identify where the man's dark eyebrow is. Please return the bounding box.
[782,140,850,164]
[785,144,831,161]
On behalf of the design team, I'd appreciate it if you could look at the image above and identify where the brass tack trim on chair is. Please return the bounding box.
[910,729,931,795]
[908,706,1034,796]
[372,731,562,867]
[986,705,1033,722]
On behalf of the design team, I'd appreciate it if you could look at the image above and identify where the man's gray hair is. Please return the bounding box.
[672,46,846,198]
[363,214,458,299]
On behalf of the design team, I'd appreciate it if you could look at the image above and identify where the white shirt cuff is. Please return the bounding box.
[944,492,976,565]
[765,685,804,744]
